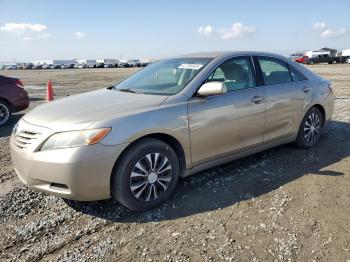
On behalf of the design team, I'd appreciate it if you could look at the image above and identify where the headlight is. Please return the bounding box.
[40,128,111,151]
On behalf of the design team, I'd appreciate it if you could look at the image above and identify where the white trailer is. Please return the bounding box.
[340,49,350,57]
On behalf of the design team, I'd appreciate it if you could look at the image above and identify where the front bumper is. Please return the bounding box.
[10,120,128,201]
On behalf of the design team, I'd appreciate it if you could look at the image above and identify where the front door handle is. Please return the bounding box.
[251,96,264,104]
[303,86,311,93]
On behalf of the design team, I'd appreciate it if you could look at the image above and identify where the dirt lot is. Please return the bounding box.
[0,65,349,262]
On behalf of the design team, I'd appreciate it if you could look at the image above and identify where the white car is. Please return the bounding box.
[347,58,350,64]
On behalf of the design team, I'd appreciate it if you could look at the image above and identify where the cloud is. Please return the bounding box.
[198,25,214,36]
[0,23,47,33]
[0,22,52,42]
[220,23,255,40]
[74,31,86,39]
[37,33,53,40]
[312,22,326,31]
[312,22,348,39]
[198,22,255,40]
[320,28,347,39]
[22,36,34,42]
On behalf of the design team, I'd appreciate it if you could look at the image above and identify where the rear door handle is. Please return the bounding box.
[303,86,311,93]
[251,96,264,104]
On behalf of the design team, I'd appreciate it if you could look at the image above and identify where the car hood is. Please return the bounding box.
[23,88,168,132]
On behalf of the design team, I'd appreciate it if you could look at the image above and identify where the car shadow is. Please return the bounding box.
[65,119,349,223]
[0,113,24,138]
[29,97,45,102]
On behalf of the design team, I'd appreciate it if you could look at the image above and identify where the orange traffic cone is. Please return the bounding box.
[46,80,54,102]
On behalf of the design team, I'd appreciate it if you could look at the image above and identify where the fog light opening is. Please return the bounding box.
[50,183,69,190]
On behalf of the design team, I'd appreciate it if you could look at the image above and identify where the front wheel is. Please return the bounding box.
[295,107,323,148]
[111,138,180,211]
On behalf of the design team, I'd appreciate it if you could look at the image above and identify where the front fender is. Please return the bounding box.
[89,102,192,168]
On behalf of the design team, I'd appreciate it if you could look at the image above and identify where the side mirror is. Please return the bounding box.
[197,82,227,97]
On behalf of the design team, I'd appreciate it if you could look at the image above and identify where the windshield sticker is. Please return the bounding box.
[178,64,204,70]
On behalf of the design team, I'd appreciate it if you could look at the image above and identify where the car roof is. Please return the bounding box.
[175,51,287,59]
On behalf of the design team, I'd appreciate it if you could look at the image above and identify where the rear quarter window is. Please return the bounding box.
[290,66,307,82]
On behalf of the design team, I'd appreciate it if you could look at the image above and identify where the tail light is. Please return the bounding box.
[15,79,24,88]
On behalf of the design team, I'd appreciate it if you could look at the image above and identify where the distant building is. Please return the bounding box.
[75,59,97,65]
[31,59,76,65]
[96,59,119,64]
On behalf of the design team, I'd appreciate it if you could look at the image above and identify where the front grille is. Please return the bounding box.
[13,130,41,149]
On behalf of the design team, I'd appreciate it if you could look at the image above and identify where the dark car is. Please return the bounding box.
[0,76,29,126]
[23,64,33,70]
[50,64,61,69]
[96,63,105,68]
[118,62,130,68]
[32,65,42,70]
[305,55,340,65]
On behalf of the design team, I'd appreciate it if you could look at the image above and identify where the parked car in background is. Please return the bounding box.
[23,64,33,70]
[0,75,29,126]
[5,65,17,70]
[127,59,141,67]
[118,61,129,68]
[78,64,88,69]
[42,64,52,69]
[10,51,335,211]
[61,64,75,69]
[87,64,96,68]
[96,63,105,68]
[32,65,42,70]
[294,57,305,63]
[347,58,350,64]
[305,54,341,65]
[50,64,61,69]
[104,63,114,68]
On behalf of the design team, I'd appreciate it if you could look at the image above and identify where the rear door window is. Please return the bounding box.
[257,57,292,85]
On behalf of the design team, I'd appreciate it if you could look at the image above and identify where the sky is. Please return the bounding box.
[0,0,350,62]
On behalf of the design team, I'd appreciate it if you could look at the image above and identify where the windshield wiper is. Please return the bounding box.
[118,88,141,94]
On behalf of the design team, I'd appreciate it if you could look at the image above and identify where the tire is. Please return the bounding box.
[0,100,12,126]
[111,138,180,211]
[295,107,323,148]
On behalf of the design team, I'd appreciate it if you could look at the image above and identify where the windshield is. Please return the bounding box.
[115,58,212,95]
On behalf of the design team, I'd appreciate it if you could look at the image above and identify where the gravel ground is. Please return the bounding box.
[0,65,349,261]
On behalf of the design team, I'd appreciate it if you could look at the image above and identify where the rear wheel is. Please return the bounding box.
[295,107,323,148]
[0,100,12,126]
[111,138,180,211]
